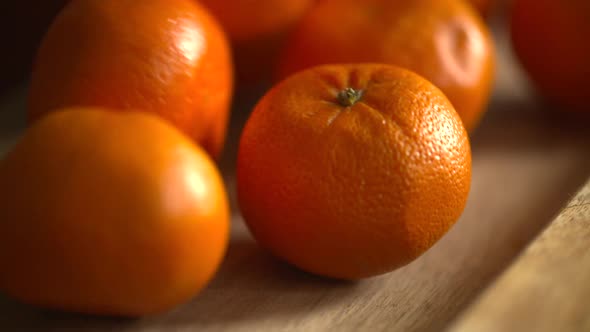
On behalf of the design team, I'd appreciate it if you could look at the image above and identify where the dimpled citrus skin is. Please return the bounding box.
[27,0,233,159]
[0,109,230,317]
[237,64,472,280]
[276,0,495,132]
[511,0,590,111]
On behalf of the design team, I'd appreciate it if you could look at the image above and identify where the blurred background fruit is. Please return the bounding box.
[27,0,233,159]
[510,0,590,111]
[0,109,230,317]
[237,64,471,280]
[276,0,496,132]
[199,0,315,85]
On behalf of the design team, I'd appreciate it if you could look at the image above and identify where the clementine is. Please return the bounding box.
[276,0,496,132]
[237,64,472,280]
[27,0,233,159]
[511,0,590,111]
[0,109,229,316]
[199,0,314,84]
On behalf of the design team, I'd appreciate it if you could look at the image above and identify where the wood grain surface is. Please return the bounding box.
[449,178,590,332]
[0,14,589,332]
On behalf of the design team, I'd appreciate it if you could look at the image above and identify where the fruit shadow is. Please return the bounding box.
[0,86,27,153]
[0,225,358,331]
[471,96,590,155]
[148,227,359,329]
[425,99,590,332]
[0,94,587,332]
[0,295,131,331]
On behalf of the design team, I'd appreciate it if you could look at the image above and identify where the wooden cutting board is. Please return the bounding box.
[449,179,590,332]
[0,13,588,332]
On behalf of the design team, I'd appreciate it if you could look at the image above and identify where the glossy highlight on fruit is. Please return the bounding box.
[238,64,472,280]
[276,0,496,132]
[27,0,233,159]
[0,109,230,317]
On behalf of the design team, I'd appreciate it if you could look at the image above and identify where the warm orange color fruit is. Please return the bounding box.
[0,109,229,317]
[276,0,496,132]
[199,0,314,83]
[511,0,590,111]
[199,0,314,44]
[237,64,472,280]
[27,0,233,159]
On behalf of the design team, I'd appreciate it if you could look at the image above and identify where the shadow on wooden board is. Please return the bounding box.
[0,86,588,332]
[0,1,589,330]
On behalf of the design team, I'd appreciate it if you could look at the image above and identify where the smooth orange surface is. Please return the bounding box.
[276,0,496,132]
[0,109,230,317]
[198,0,314,43]
[27,0,233,159]
[511,0,590,111]
[237,64,472,280]
[199,0,314,84]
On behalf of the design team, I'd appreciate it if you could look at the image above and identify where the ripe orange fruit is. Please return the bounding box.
[27,0,233,159]
[199,0,314,83]
[0,109,230,316]
[276,0,496,132]
[237,64,472,280]
[511,0,590,111]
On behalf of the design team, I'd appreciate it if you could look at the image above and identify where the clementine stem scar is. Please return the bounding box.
[337,87,363,107]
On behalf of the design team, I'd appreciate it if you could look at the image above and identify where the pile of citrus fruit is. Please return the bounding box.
[0,0,586,317]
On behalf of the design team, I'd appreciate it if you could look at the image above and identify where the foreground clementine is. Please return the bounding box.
[238,64,471,279]
[27,0,233,159]
[511,0,590,111]
[276,0,496,132]
[0,109,229,316]
[199,0,314,83]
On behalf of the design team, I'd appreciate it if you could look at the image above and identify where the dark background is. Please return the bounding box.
[0,1,67,94]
